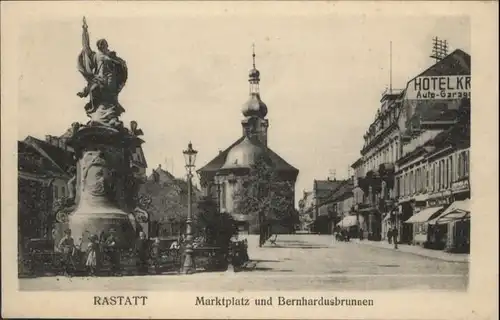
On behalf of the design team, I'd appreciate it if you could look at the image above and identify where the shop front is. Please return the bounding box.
[337,214,366,238]
[425,191,453,249]
[447,178,471,252]
[398,201,414,244]
[428,198,470,252]
[403,205,444,246]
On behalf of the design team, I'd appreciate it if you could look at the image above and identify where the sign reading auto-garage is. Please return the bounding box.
[406,75,471,100]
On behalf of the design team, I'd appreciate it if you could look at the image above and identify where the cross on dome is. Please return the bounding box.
[242,43,267,118]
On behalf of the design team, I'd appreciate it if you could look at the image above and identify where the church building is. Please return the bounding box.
[197,49,299,233]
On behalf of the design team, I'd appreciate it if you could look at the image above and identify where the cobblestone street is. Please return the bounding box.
[19,235,468,291]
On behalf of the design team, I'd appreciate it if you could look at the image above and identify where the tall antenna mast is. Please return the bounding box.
[389,41,393,94]
[430,37,448,63]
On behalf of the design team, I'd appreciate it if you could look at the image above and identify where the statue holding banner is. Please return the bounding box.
[77,17,128,128]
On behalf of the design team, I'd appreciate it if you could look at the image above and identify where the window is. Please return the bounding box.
[441,159,446,189]
[402,174,406,196]
[413,169,417,194]
[61,186,66,197]
[437,161,441,190]
[220,182,227,210]
[450,156,454,185]
[408,172,411,195]
[418,167,422,192]
[412,170,416,194]
[425,166,430,192]
[449,155,454,184]
[395,177,399,197]
[415,168,419,193]
[396,141,400,160]
[444,159,449,188]
[54,186,59,199]
[409,171,412,195]
[417,168,421,192]
[433,163,437,192]
[400,176,404,197]
[464,150,469,176]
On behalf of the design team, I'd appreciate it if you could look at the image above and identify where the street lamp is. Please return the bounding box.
[182,141,197,274]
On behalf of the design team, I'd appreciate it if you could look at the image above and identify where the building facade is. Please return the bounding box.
[198,51,299,233]
[347,48,471,246]
[351,88,404,241]
[312,179,344,221]
[394,49,471,251]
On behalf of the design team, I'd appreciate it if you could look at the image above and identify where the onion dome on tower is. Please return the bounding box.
[242,44,268,118]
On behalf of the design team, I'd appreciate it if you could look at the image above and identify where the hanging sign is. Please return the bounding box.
[406,75,471,100]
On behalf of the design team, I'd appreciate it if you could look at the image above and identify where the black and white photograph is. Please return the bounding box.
[1,1,497,319]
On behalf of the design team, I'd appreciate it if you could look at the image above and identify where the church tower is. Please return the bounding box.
[241,45,269,146]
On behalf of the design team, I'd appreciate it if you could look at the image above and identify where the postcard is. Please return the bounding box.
[1,1,498,319]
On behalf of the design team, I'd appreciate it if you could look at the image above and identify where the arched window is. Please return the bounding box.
[220,182,227,210]
[464,150,469,176]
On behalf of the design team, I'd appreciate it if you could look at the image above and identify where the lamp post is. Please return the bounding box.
[182,141,197,274]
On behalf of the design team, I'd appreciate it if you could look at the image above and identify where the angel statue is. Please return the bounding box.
[77,17,128,127]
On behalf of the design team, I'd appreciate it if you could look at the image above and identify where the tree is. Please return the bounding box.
[233,155,296,246]
[137,178,198,236]
[195,196,237,250]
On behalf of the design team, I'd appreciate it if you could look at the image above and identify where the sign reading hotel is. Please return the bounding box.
[406,75,471,100]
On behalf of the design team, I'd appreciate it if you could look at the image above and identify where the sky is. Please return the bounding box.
[16,10,470,206]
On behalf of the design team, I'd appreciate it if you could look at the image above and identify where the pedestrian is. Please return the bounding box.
[359,228,364,241]
[58,229,76,276]
[135,231,149,275]
[392,226,399,249]
[105,229,121,276]
[85,234,100,276]
[151,237,162,274]
[387,228,392,244]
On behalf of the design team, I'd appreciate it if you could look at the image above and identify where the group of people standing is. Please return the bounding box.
[57,229,163,276]
[333,226,364,242]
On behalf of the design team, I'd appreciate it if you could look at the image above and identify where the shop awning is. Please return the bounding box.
[337,215,365,228]
[428,199,470,225]
[404,206,443,224]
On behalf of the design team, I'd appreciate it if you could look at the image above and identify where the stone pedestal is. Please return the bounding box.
[67,125,142,251]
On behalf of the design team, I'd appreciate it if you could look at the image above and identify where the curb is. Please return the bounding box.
[356,241,469,263]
